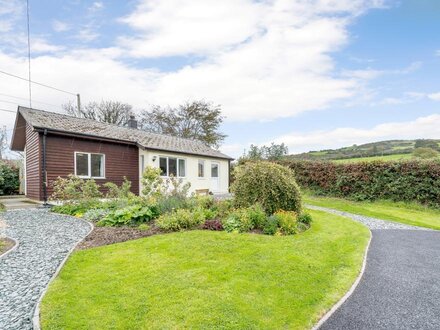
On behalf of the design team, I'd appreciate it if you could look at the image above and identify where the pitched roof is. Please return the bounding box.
[17,107,233,160]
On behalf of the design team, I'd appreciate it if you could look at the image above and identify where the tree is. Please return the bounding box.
[0,126,8,160]
[240,143,289,163]
[63,100,135,126]
[140,100,226,148]
[412,147,439,159]
[414,139,439,150]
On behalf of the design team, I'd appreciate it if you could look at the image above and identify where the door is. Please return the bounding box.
[210,162,220,192]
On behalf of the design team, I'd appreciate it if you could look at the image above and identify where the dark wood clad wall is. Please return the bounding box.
[45,134,139,198]
[25,123,42,200]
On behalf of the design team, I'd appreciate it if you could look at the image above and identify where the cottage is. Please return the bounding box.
[10,107,233,201]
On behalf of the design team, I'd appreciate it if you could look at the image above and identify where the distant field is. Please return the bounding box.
[333,153,414,163]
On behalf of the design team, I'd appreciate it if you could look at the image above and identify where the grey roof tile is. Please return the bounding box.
[19,107,233,160]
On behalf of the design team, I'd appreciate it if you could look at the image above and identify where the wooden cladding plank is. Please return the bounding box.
[25,123,41,200]
[44,134,139,197]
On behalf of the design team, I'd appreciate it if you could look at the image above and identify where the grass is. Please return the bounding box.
[41,210,369,330]
[333,153,414,163]
[304,194,440,230]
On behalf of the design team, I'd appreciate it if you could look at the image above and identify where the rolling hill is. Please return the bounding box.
[286,139,440,161]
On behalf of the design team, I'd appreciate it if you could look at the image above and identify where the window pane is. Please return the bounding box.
[159,157,167,176]
[198,161,204,177]
[211,163,219,178]
[169,158,177,177]
[178,159,186,177]
[91,154,104,177]
[76,153,89,176]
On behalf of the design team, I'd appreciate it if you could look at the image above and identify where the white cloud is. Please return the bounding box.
[270,114,440,154]
[52,20,70,32]
[428,92,440,101]
[0,0,389,129]
[115,0,389,120]
[88,1,104,12]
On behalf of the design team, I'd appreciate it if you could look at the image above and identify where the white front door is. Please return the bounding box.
[210,162,220,192]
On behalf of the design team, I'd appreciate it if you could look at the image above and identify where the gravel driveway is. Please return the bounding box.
[0,209,91,330]
[309,205,440,330]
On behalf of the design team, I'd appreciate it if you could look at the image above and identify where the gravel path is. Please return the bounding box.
[0,209,91,330]
[306,204,430,230]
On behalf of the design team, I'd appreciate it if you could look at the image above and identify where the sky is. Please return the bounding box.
[0,0,439,158]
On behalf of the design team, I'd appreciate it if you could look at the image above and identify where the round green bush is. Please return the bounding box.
[231,161,302,215]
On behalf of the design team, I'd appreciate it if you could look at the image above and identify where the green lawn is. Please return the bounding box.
[333,153,413,163]
[41,210,369,330]
[305,195,440,230]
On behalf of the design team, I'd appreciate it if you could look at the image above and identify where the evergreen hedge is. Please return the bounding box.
[280,160,440,207]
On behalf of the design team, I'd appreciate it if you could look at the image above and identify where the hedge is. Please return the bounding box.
[279,160,440,207]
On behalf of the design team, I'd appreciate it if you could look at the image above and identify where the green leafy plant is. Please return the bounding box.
[164,175,191,198]
[157,196,189,214]
[83,208,109,222]
[156,208,206,231]
[274,210,297,235]
[232,161,302,215]
[98,204,159,226]
[223,208,254,233]
[51,175,102,201]
[138,224,150,231]
[263,215,279,235]
[141,166,164,198]
[104,177,134,199]
[0,161,20,195]
[298,212,313,225]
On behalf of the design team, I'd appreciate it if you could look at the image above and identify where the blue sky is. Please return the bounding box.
[0,0,439,157]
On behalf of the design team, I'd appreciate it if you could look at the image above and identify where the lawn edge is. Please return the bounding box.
[312,226,372,330]
[0,236,19,259]
[32,217,94,330]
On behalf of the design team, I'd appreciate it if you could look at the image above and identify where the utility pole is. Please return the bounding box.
[77,93,81,112]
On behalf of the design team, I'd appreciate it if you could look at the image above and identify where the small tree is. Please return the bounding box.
[232,161,302,215]
[240,142,288,163]
[63,100,135,126]
[140,100,226,148]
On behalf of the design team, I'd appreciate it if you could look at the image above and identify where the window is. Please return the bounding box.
[198,160,205,178]
[159,156,186,177]
[75,152,105,178]
[211,163,219,178]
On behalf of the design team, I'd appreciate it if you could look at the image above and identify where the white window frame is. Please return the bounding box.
[74,152,106,179]
[158,156,186,178]
[198,160,205,179]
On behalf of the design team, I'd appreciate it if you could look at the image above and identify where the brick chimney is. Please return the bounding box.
[127,115,138,129]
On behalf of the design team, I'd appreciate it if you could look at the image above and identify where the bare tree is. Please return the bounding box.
[140,100,226,148]
[0,126,8,160]
[63,100,135,126]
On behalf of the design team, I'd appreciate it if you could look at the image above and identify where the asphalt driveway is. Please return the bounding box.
[320,229,440,330]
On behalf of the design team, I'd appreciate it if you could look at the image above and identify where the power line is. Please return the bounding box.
[0,69,77,96]
[0,108,16,113]
[26,0,32,108]
[0,93,61,107]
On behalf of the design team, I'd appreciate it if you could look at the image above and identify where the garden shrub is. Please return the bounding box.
[51,175,102,201]
[282,160,440,207]
[263,215,279,235]
[214,199,234,219]
[164,175,191,198]
[274,210,297,235]
[142,166,165,198]
[104,177,133,199]
[298,212,313,225]
[223,208,254,233]
[156,208,205,231]
[202,219,223,231]
[232,161,302,215]
[98,204,159,226]
[0,202,5,212]
[138,224,150,231]
[157,196,189,214]
[51,200,100,217]
[0,161,20,195]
